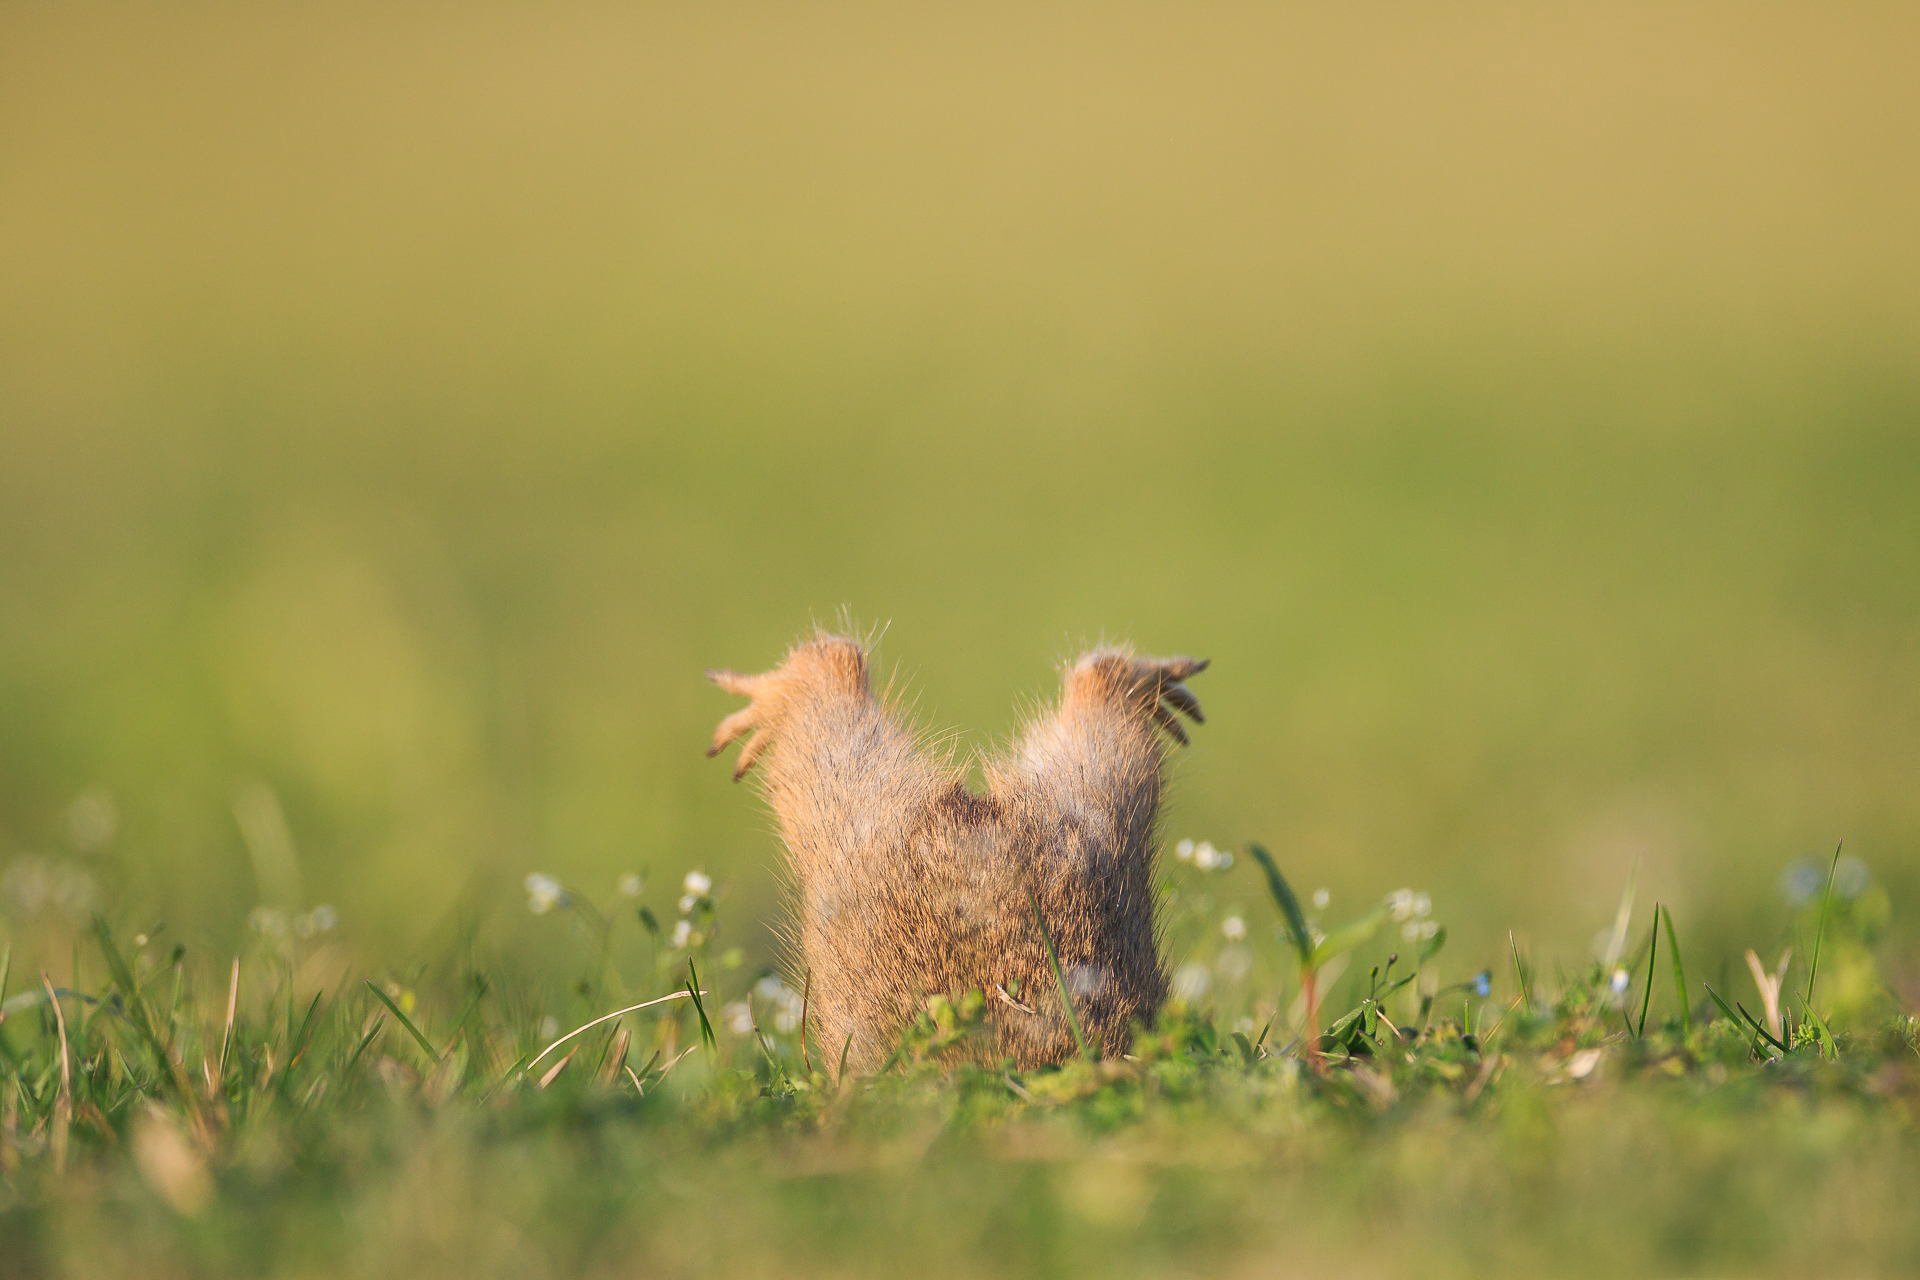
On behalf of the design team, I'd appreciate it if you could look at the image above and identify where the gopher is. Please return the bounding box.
[706,630,1206,1070]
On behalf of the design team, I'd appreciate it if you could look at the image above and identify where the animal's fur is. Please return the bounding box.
[706,630,1206,1070]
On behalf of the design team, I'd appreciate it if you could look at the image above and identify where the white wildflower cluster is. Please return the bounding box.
[64,788,120,854]
[1,856,100,921]
[246,904,339,940]
[1172,961,1212,1001]
[1386,887,1438,942]
[670,869,715,950]
[723,974,804,1037]
[524,873,571,915]
[617,872,646,899]
[757,974,805,1034]
[1214,944,1253,982]
[677,869,713,916]
[1220,914,1247,941]
[1173,838,1234,872]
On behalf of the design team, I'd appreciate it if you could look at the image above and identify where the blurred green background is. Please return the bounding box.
[3,3,1917,979]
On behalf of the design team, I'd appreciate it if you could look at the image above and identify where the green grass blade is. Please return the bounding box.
[1028,890,1094,1062]
[1635,905,1661,1038]
[91,917,202,1118]
[343,1016,386,1079]
[685,960,716,1050]
[1246,842,1313,968]
[1804,840,1843,1009]
[363,981,442,1061]
[1508,931,1534,1010]
[287,992,326,1069]
[1734,1000,1789,1054]
[1661,907,1693,1035]
[1702,983,1763,1055]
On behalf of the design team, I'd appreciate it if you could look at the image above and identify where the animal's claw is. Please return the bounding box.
[732,730,769,781]
[1145,655,1208,746]
[1160,682,1204,724]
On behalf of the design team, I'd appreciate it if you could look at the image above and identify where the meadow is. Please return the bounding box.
[3,5,1919,1275]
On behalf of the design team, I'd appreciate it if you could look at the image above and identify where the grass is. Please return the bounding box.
[3,5,1920,1275]
[1,850,1915,1280]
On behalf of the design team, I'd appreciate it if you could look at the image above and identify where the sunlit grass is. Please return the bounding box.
[2,844,1916,1278]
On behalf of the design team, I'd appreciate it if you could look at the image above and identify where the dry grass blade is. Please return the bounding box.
[526,990,699,1070]
[215,956,240,1093]
[40,973,71,1175]
[537,1050,576,1089]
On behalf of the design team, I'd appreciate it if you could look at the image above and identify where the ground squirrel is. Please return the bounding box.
[706,630,1207,1070]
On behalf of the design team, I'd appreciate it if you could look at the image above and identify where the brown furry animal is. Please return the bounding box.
[706,631,1206,1070]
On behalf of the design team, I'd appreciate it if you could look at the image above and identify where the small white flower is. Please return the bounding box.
[721,1001,755,1036]
[617,873,645,899]
[682,870,713,897]
[1311,888,1330,910]
[524,873,568,915]
[771,1002,802,1035]
[1609,967,1631,996]
[1172,962,1212,1001]
[677,894,699,916]
[248,906,290,938]
[64,788,119,853]
[1,856,100,920]
[670,919,694,949]
[1174,838,1196,863]
[1412,892,1432,919]
[1386,889,1416,922]
[1215,945,1253,982]
[1221,914,1247,941]
[295,904,339,938]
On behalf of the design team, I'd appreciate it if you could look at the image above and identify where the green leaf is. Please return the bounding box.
[1804,840,1843,1009]
[1635,906,1661,1038]
[1246,843,1313,968]
[1310,906,1386,969]
[1804,1007,1838,1061]
[685,959,716,1050]
[363,981,442,1061]
[1662,907,1693,1036]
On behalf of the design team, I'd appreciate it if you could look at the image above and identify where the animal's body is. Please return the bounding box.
[706,631,1206,1069]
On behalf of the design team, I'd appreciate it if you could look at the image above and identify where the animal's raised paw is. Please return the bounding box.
[705,668,772,780]
[1070,651,1209,746]
[1137,654,1208,746]
[705,636,870,780]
